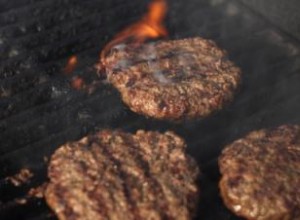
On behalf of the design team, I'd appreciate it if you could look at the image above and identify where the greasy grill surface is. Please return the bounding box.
[0,0,300,219]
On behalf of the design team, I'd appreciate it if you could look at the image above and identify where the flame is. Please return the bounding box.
[100,0,168,63]
[64,55,78,74]
[71,76,84,90]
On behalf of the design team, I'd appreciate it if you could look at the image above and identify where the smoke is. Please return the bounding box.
[153,69,171,84]
[109,42,173,84]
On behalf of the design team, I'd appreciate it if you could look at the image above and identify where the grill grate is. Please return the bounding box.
[0,0,300,219]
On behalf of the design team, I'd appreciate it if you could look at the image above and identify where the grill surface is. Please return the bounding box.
[0,0,300,219]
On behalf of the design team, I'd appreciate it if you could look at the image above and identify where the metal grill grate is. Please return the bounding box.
[0,0,300,219]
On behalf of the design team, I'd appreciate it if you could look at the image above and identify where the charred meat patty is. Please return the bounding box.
[45,130,200,220]
[104,37,241,121]
[219,125,300,220]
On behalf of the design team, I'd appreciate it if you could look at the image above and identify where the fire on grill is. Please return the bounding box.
[86,0,240,122]
[100,0,168,63]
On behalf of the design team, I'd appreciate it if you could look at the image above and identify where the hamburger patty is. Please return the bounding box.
[219,125,300,220]
[104,37,241,121]
[45,130,200,220]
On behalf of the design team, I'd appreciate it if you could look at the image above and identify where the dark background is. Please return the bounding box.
[240,0,300,40]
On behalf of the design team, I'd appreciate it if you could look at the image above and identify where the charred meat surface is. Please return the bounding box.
[45,130,200,220]
[219,125,300,220]
[104,37,241,121]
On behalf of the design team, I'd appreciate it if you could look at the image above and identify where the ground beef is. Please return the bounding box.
[104,37,241,121]
[219,125,300,220]
[45,130,200,220]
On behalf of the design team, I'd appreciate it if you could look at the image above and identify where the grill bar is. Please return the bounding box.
[0,87,125,155]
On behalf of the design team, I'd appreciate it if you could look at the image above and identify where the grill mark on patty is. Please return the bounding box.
[106,134,146,220]
[109,133,171,219]
[75,142,111,219]
[46,130,200,220]
[54,185,80,220]
[129,132,181,218]
[131,135,172,219]
[97,135,137,220]
[88,144,113,219]
[140,133,186,218]
[219,125,300,220]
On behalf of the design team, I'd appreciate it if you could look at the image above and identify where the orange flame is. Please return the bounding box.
[64,55,78,74]
[71,76,84,90]
[100,0,168,63]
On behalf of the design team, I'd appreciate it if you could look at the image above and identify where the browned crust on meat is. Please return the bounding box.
[45,130,200,220]
[104,37,241,121]
[219,125,300,220]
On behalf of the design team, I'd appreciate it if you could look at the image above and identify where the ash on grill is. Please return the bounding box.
[5,169,33,187]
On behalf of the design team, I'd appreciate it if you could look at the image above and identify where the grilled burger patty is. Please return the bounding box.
[104,37,241,121]
[45,130,200,220]
[219,125,300,220]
